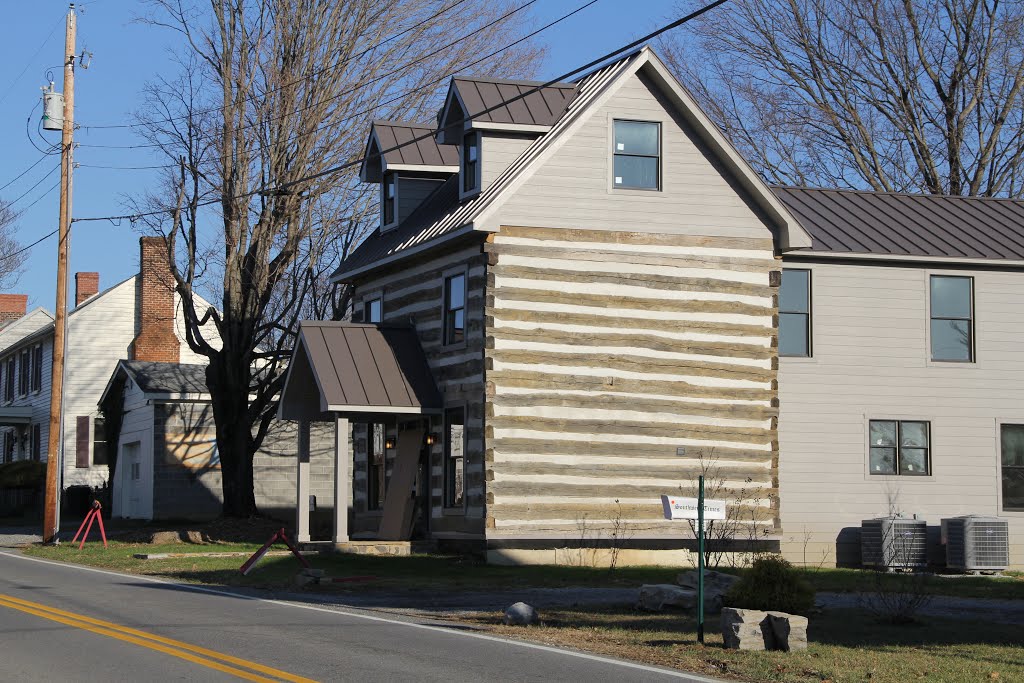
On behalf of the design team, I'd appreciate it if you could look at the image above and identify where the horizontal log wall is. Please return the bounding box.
[485,225,781,538]
[350,241,488,538]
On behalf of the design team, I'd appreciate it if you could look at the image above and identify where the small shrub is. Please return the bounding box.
[0,461,46,488]
[723,555,815,614]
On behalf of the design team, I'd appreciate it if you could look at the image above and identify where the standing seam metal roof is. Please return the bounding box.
[297,322,440,411]
[451,77,577,126]
[333,53,640,281]
[372,120,459,167]
[774,186,1024,260]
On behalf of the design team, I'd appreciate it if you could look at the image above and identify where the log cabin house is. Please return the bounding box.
[280,46,1024,568]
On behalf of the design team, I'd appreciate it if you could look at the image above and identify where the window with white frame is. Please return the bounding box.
[1001,423,1024,512]
[869,420,930,476]
[443,273,466,345]
[444,406,465,508]
[18,350,29,396]
[462,132,479,194]
[930,275,973,362]
[366,423,385,511]
[613,120,660,190]
[31,345,42,392]
[363,297,382,324]
[382,173,397,228]
[779,269,811,357]
[3,358,13,402]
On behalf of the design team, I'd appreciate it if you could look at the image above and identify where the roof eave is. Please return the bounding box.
[329,222,483,284]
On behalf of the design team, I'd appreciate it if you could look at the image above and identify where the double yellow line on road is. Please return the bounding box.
[0,594,318,682]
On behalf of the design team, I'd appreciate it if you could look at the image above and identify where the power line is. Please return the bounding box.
[0,154,52,194]
[0,13,65,107]
[77,0,599,169]
[0,227,59,265]
[80,0,475,132]
[6,164,61,208]
[76,0,540,150]
[71,0,727,227]
[18,177,63,213]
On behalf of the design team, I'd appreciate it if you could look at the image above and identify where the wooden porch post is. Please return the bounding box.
[332,416,349,544]
[296,419,311,543]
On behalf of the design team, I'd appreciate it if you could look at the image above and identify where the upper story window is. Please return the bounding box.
[779,269,811,357]
[443,273,466,346]
[381,173,397,229]
[462,132,479,194]
[613,120,660,190]
[3,358,13,402]
[31,345,42,392]
[869,419,930,476]
[930,275,973,362]
[1001,423,1024,512]
[18,350,29,397]
[363,297,382,324]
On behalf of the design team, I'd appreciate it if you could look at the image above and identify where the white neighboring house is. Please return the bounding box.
[0,237,214,505]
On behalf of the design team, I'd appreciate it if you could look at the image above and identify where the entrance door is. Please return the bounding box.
[120,442,142,518]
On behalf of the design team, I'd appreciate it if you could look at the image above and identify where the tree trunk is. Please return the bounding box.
[206,356,258,518]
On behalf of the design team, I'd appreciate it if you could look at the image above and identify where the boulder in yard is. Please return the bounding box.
[676,569,740,594]
[503,602,539,626]
[293,568,325,587]
[766,611,808,652]
[637,584,698,612]
[720,607,770,650]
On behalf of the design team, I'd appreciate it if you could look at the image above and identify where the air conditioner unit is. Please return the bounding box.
[941,516,1009,572]
[861,517,928,569]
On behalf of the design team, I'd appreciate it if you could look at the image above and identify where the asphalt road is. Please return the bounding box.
[0,551,717,682]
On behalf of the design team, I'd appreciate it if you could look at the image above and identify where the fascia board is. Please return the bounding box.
[638,50,813,251]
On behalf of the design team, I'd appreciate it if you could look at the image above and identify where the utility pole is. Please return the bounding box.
[42,3,76,544]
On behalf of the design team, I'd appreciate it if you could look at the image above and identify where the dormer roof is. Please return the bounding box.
[437,77,577,142]
[359,120,459,182]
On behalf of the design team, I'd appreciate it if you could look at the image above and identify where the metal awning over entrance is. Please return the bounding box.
[280,322,442,545]
[0,406,32,426]
[279,322,441,420]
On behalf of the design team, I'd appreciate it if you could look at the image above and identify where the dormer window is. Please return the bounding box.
[381,173,397,229]
[613,120,660,190]
[462,132,479,194]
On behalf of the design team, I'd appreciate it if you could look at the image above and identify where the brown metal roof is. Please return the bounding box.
[775,186,1024,260]
[373,120,459,167]
[281,322,441,419]
[452,77,577,126]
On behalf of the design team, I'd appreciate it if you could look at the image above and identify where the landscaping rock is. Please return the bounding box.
[637,584,698,611]
[676,569,740,595]
[720,607,770,650]
[674,570,739,614]
[293,568,325,587]
[503,602,539,626]
[766,611,808,652]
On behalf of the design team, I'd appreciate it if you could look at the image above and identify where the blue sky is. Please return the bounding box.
[0,0,678,309]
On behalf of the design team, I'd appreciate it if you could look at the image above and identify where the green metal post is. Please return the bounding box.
[697,474,705,644]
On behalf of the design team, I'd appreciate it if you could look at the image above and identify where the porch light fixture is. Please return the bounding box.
[384,436,396,451]
[425,433,439,446]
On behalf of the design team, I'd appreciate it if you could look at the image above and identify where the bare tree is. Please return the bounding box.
[662,0,1024,196]
[136,0,543,517]
[0,202,24,290]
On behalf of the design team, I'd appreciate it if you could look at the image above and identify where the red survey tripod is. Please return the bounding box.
[71,500,108,550]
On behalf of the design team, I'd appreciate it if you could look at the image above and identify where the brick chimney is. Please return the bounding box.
[75,272,99,306]
[0,294,27,325]
[130,236,180,363]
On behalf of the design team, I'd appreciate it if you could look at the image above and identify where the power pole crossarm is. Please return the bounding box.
[42,3,75,544]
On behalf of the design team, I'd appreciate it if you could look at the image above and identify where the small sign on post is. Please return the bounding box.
[662,485,725,644]
[660,495,726,521]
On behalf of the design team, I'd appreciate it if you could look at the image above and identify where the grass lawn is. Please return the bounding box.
[20,542,1024,599]
[446,606,1024,683]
